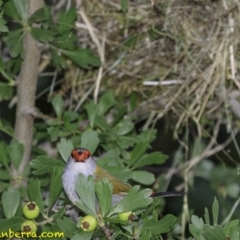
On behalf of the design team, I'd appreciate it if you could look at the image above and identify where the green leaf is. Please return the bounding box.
[228,225,240,240]
[81,129,99,154]
[130,92,138,111]
[111,186,152,214]
[85,102,97,127]
[191,215,204,229]
[223,220,239,238]
[50,49,66,70]
[189,225,205,240]
[46,118,59,126]
[113,120,134,136]
[75,199,95,216]
[4,0,19,20]
[52,95,64,119]
[94,115,109,130]
[57,8,77,34]
[52,206,66,221]
[204,207,210,225]
[27,178,44,212]
[0,118,14,137]
[3,29,24,58]
[47,126,60,142]
[129,142,149,166]
[212,197,219,225]
[30,156,64,175]
[63,111,78,131]
[110,106,127,127]
[63,49,101,69]
[134,152,168,168]
[2,188,20,218]
[142,214,177,234]
[49,167,64,208]
[57,138,74,162]
[57,217,76,238]
[0,181,9,193]
[124,34,140,47]
[13,0,27,20]
[7,139,24,169]
[5,58,21,76]
[141,199,161,219]
[121,0,128,13]
[140,230,152,240]
[71,231,93,240]
[0,217,25,232]
[0,169,10,180]
[98,91,115,115]
[138,129,157,143]
[202,225,226,240]
[28,7,48,24]
[189,216,205,240]
[0,83,13,101]
[30,27,55,42]
[75,174,96,215]
[54,32,77,50]
[0,17,8,33]
[131,171,155,185]
[0,141,9,168]
[95,178,113,216]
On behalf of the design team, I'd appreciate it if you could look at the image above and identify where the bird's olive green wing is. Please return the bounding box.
[94,166,131,194]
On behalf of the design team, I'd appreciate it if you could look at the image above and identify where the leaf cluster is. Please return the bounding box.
[189,198,240,240]
[53,174,177,240]
[0,90,171,238]
[0,0,101,101]
[35,92,168,186]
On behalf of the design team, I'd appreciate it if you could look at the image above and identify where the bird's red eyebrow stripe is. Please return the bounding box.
[71,149,90,162]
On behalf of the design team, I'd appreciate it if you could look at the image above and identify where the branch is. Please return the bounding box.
[12,0,43,181]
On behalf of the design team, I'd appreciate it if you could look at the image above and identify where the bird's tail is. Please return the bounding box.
[151,191,185,198]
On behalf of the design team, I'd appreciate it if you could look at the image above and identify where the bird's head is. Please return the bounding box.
[64,148,97,178]
[70,148,91,162]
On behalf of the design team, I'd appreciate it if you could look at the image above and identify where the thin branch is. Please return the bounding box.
[221,196,240,226]
[77,7,106,103]
[165,125,237,181]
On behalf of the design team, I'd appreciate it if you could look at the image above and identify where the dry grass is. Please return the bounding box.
[51,0,239,136]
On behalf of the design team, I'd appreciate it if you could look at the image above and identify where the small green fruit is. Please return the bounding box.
[23,202,40,219]
[118,211,134,222]
[80,215,97,232]
[21,220,37,233]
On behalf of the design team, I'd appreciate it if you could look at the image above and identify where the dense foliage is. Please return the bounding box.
[0,1,240,240]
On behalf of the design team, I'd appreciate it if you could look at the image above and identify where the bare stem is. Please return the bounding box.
[12,0,43,183]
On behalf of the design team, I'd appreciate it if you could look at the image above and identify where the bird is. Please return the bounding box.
[62,148,184,206]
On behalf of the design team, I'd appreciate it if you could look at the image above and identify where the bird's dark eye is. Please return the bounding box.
[71,152,74,158]
[78,151,83,156]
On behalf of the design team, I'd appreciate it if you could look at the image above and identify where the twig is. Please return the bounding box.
[165,125,237,180]
[223,0,240,90]
[143,80,184,86]
[78,7,106,104]
[221,196,240,226]
[181,169,189,240]
[49,70,58,96]
[185,118,220,171]
[102,225,111,240]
